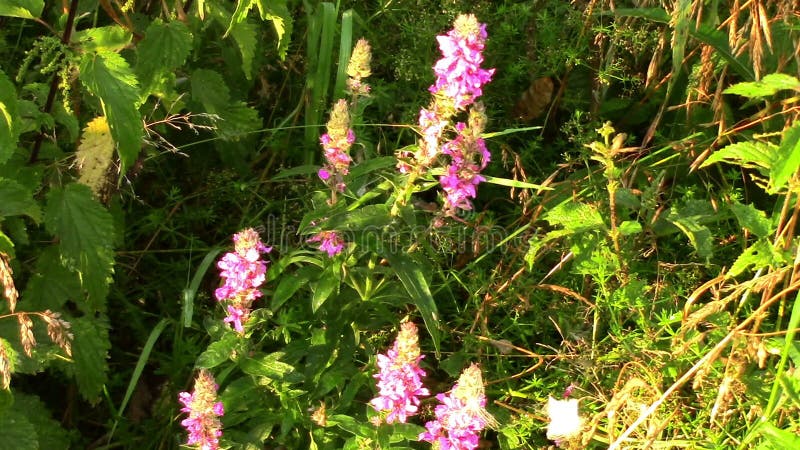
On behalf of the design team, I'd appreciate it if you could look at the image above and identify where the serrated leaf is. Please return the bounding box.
[730,202,773,238]
[0,177,40,222]
[543,200,605,233]
[45,183,115,312]
[190,69,262,140]
[0,407,37,450]
[256,0,293,60]
[74,25,132,52]
[728,239,786,278]
[136,20,193,97]
[769,122,800,193]
[666,205,714,259]
[700,141,776,174]
[0,70,19,164]
[79,51,142,174]
[69,316,110,404]
[724,73,800,98]
[229,20,257,79]
[619,220,643,236]
[239,352,302,382]
[0,0,43,19]
[75,116,114,196]
[22,246,81,311]
[196,332,239,369]
[13,393,70,450]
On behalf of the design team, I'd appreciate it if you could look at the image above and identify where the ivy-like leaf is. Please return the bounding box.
[0,407,37,450]
[68,316,111,404]
[136,20,193,97]
[45,183,115,312]
[0,177,40,222]
[0,70,19,164]
[79,51,142,174]
[724,73,800,98]
[0,0,43,19]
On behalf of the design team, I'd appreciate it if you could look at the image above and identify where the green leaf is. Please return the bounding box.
[74,25,132,52]
[0,70,19,164]
[183,248,222,328]
[311,265,339,312]
[730,202,773,238]
[0,0,43,19]
[700,141,776,174]
[755,422,800,449]
[724,73,800,98]
[543,200,606,233]
[272,265,318,311]
[666,213,713,259]
[229,20,258,79]
[136,20,193,97]
[69,316,111,404]
[255,0,293,60]
[690,24,754,81]
[239,352,302,382]
[13,393,70,450]
[196,332,240,369]
[45,183,115,312]
[728,239,786,278]
[79,51,142,174]
[769,122,800,193]
[619,220,643,236]
[22,246,81,311]
[190,69,261,140]
[0,407,37,450]
[0,177,40,222]
[380,249,440,356]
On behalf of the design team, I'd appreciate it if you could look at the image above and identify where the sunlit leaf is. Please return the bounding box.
[0,0,43,19]
[136,20,193,97]
[724,73,800,98]
[0,70,19,163]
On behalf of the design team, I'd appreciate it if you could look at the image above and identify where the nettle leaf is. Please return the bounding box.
[728,239,787,278]
[190,69,261,139]
[136,20,193,97]
[0,177,40,222]
[45,183,115,312]
[0,407,37,450]
[0,70,20,164]
[769,122,800,193]
[730,202,773,238]
[724,73,800,98]
[13,393,70,450]
[700,141,776,174]
[79,51,142,174]
[68,316,111,404]
[74,25,132,52]
[22,246,81,311]
[665,202,716,259]
[256,0,292,60]
[229,20,258,79]
[543,200,606,233]
[0,0,43,19]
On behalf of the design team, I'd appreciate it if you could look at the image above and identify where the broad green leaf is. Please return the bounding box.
[0,70,19,163]
[190,69,262,140]
[255,0,293,60]
[380,248,440,356]
[755,422,800,449]
[619,220,643,236]
[79,51,142,174]
[136,20,193,97]
[239,351,302,382]
[13,393,71,449]
[728,239,786,278]
[730,202,773,238]
[0,177,40,222]
[700,141,775,174]
[0,0,43,19]
[769,122,800,193]
[45,183,115,312]
[326,204,391,231]
[724,73,800,98]
[22,246,81,311]
[272,265,318,311]
[74,25,132,52]
[229,20,258,79]
[543,200,605,233]
[69,316,111,404]
[196,332,239,369]
[667,215,713,259]
[311,266,339,312]
[0,407,37,450]
[228,0,255,30]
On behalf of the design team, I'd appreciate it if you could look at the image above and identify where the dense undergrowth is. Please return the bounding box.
[2,0,800,449]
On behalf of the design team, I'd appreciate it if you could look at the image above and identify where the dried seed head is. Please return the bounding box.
[0,341,10,390]
[18,314,36,357]
[311,401,327,427]
[453,363,498,429]
[347,38,372,80]
[43,310,73,356]
[0,253,18,313]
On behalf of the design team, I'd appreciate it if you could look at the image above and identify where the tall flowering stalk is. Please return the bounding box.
[419,363,495,450]
[370,322,430,424]
[178,369,224,450]
[394,14,494,217]
[214,228,271,333]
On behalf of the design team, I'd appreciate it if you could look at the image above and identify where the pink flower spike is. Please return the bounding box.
[215,228,271,332]
[178,369,224,450]
[308,231,346,257]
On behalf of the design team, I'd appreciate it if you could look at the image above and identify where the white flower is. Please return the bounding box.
[546,396,583,442]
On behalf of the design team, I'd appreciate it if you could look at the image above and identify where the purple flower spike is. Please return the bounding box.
[178,369,224,450]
